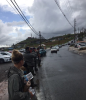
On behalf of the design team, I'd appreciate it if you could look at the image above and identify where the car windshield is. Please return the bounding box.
[1,53,7,55]
[0,54,6,56]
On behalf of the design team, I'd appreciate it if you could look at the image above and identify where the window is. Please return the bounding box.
[1,53,7,55]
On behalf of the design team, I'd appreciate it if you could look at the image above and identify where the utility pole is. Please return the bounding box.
[77,28,80,40]
[74,19,76,43]
[85,29,86,36]
[39,31,41,49]
[31,33,32,38]
[82,27,84,40]
[78,28,80,34]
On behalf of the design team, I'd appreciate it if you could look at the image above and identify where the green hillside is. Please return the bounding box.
[14,34,74,49]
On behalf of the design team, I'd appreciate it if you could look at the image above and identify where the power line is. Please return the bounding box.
[10,0,39,36]
[6,0,39,35]
[67,0,74,13]
[6,0,39,36]
[58,0,74,22]
[6,0,46,39]
[13,0,47,40]
[63,0,73,15]
[74,19,76,43]
[6,0,34,26]
[54,0,74,28]
[11,0,46,39]
[6,0,19,14]
[62,0,71,13]
[13,0,39,35]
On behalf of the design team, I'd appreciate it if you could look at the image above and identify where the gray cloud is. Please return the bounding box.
[7,21,25,26]
[0,20,31,45]
[0,0,86,46]
[28,0,86,38]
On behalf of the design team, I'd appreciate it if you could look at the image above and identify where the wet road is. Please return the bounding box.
[0,46,86,100]
[40,46,86,100]
[0,62,13,82]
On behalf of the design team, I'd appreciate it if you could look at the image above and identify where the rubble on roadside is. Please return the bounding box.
[0,80,8,100]
[68,46,86,55]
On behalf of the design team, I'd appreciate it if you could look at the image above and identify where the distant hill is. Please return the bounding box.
[4,31,86,50]
[14,37,46,49]
[13,34,74,49]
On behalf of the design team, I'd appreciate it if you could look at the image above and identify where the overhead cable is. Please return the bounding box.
[13,0,39,35]
[6,0,33,26]
[62,0,73,15]
[6,0,38,35]
[67,0,74,13]
[6,0,18,14]
[10,0,39,36]
[54,0,74,28]
[6,0,46,39]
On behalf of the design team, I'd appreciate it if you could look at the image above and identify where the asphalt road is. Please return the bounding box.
[40,46,86,100]
[0,62,13,82]
[0,46,86,100]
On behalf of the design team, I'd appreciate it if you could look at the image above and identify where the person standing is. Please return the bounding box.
[7,50,33,100]
[36,47,41,67]
[23,47,36,75]
[23,47,38,88]
[32,47,38,72]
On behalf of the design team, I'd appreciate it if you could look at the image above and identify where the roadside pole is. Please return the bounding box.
[39,31,41,49]
[78,28,80,34]
[74,19,76,43]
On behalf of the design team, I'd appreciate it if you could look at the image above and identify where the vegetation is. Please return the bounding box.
[1,30,86,50]
[14,34,74,49]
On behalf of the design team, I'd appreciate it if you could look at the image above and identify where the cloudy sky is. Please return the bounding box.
[0,0,86,47]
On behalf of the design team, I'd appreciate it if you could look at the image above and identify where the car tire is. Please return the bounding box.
[0,59,4,63]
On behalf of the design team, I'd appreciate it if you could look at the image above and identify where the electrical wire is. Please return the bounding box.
[6,0,39,36]
[13,0,39,35]
[6,0,34,28]
[10,0,39,36]
[54,0,74,28]
[67,0,74,14]
[12,0,46,39]
[62,0,73,15]
[6,0,19,14]
[58,0,74,23]
[61,0,74,22]
[6,0,46,39]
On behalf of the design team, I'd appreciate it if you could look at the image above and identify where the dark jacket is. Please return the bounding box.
[23,51,36,67]
[8,67,30,100]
